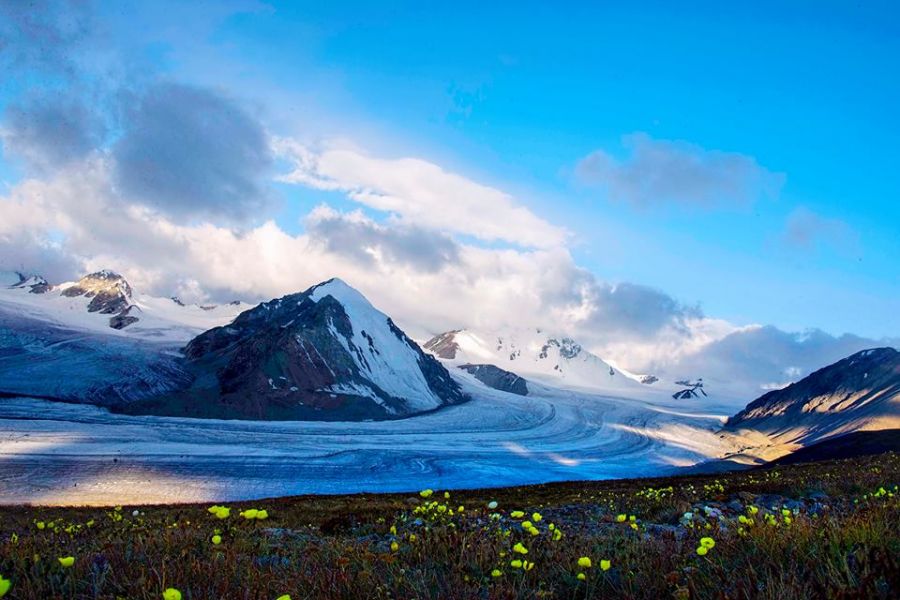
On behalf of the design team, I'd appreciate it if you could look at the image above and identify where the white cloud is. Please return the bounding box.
[275,138,567,249]
[1,155,891,402]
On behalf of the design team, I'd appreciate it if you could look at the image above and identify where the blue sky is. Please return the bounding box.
[1,0,898,343]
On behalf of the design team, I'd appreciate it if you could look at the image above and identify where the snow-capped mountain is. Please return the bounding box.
[423,328,652,395]
[0,269,249,403]
[125,278,468,421]
[0,270,249,342]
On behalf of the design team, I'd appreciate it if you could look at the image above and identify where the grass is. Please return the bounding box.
[0,453,898,599]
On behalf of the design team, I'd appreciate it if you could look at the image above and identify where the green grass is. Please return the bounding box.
[1,453,898,599]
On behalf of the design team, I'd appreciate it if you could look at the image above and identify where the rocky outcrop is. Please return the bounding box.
[459,363,528,396]
[423,330,463,359]
[9,274,51,294]
[61,270,138,329]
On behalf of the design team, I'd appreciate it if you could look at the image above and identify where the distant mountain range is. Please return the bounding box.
[1,270,897,448]
[423,328,658,395]
[0,272,466,420]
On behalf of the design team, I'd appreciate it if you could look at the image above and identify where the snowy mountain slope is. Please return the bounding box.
[0,309,190,404]
[726,347,900,442]
[0,270,248,343]
[423,328,657,396]
[0,269,248,404]
[127,278,468,421]
[718,347,900,464]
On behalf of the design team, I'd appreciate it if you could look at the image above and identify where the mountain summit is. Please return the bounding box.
[133,278,468,420]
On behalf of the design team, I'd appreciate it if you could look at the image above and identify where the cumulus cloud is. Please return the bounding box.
[664,325,886,401]
[305,205,460,273]
[575,133,784,208]
[275,138,567,249]
[0,157,692,347]
[781,207,859,254]
[1,93,106,170]
[112,82,274,223]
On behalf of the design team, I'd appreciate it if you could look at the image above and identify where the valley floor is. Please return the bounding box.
[0,376,736,505]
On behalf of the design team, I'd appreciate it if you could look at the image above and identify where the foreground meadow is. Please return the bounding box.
[0,453,897,599]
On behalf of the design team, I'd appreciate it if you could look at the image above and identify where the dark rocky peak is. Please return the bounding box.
[539,337,582,360]
[173,278,468,421]
[459,363,528,396]
[673,379,706,400]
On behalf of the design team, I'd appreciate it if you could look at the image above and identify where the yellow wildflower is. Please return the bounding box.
[240,509,259,519]
[700,537,715,549]
[390,541,399,552]
[600,559,611,571]
[510,559,523,568]
[211,535,222,545]
[256,510,269,520]
[522,520,532,529]
[577,556,592,568]
[522,560,534,571]
[532,512,542,522]
[577,572,586,581]
[419,489,434,498]
[162,589,182,600]
[696,546,708,556]
[510,510,525,518]
[409,534,417,542]
[36,521,45,530]
[491,569,502,578]
[0,575,10,598]
[513,542,528,554]
[58,556,75,568]
[616,514,626,522]
[276,596,292,600]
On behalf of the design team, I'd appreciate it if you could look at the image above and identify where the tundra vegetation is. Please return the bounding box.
[0,453,897,599]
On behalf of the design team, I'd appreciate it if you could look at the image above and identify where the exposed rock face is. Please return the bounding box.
[459,363,528,396]
[673,379,706,400]
[423,329,463,359]
[131,278,469,421]
[9,274,51,294]
[639,375,659,385]
[61,270,138,328]
[725,347,900,445]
